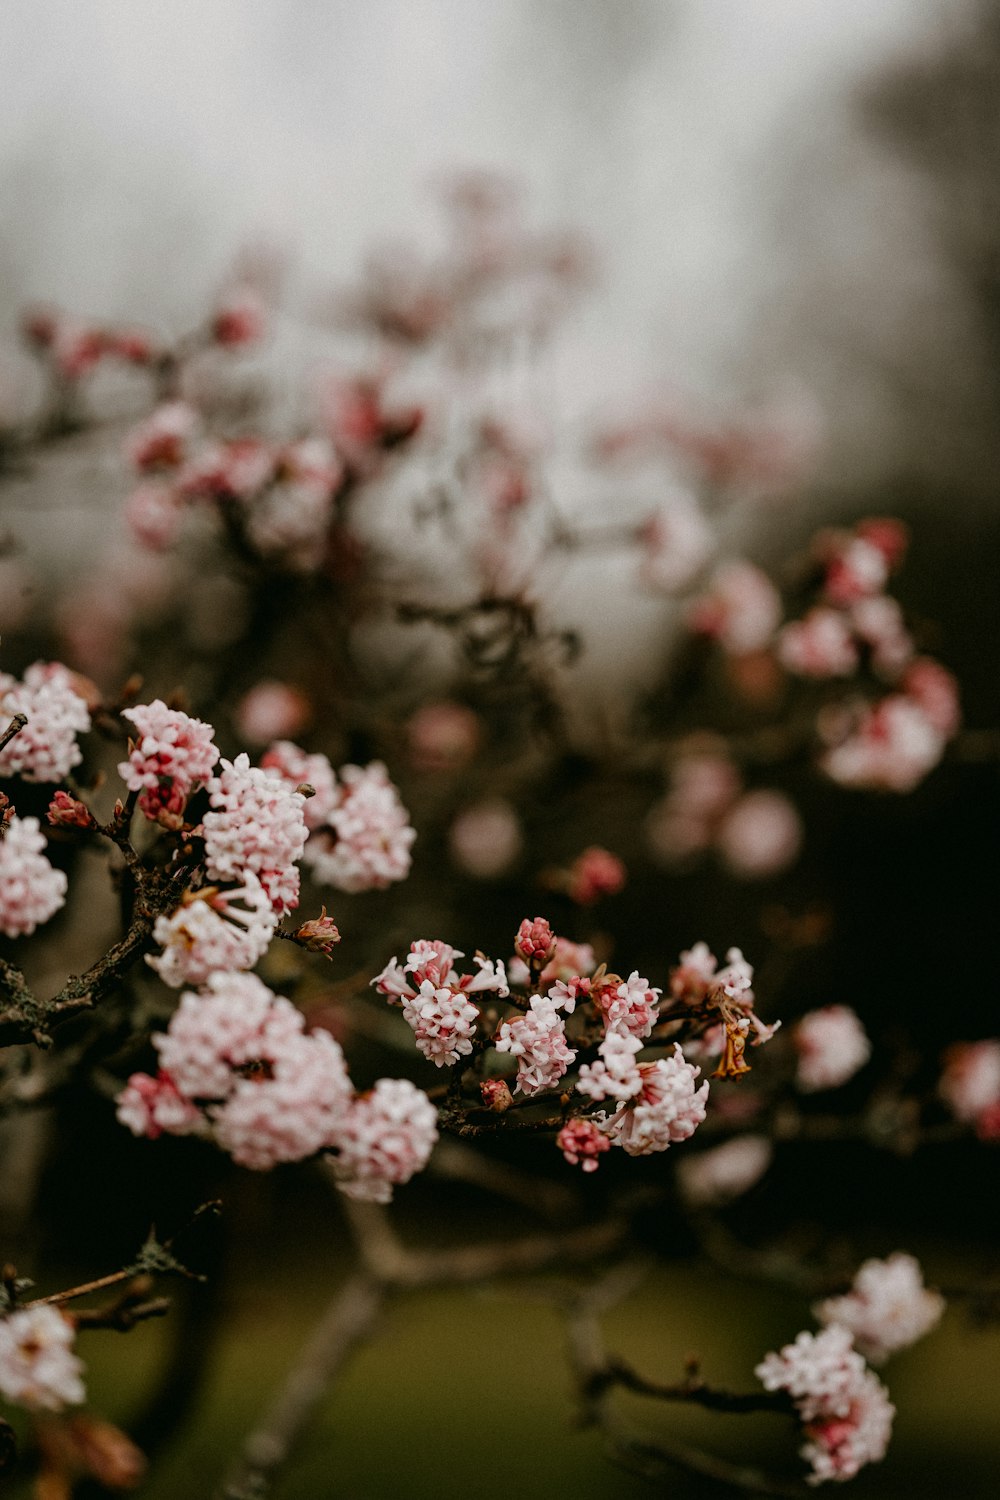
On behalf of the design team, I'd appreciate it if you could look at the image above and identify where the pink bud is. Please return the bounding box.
[514,916,557,967]
[480,1078,513,1112]
[46,791,94,830]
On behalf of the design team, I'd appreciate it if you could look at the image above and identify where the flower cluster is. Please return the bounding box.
[938,1039,1000,1139]
[372,940,508,1067]
[298,759,416,894]
[495,996,577,1094]
[814,1254,944,1365]
[756,1325,894,1484]
[0,814,68,937]
[688,560,782,654]
[117,972,437,1194]
[0,1304,86,1413]
[146,875,278,988]
[119,700,219,822]
[0,662,92,783]
[647,746,802,879]
[202,753,308,914]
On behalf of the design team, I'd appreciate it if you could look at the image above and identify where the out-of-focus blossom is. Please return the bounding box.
[557,1117,611,1172]
[640,491,712,592]
[819,518,908,606]
[0,1305,85,1413]
[938,1039,1000,1131]
[126,402,198,473]
[203,753,307,913]
[448,798,522,879]
[0,663,92,783]
[793,1006,871,1092]
[688,561,781,654]
[235,683,312,746]
[0,814,68,937]
[406,701,481,772]
[645,749,741,865]
[814,1254,944,1365]
[331,1078,438,1202]
[119,700,218,822]
[676,1135,773,1206]
[146,875,278,988]
[820,696,947,793]
[849,596,913,678]
[211,284,267,347]
[903,658,961,738]
[115,1070,203,1140]
[125,482,186,551]
[779,608,858,679]
[565,845,626,906]
[495,995,576,1095]
[716,790,802,879]
[301,761,415,894]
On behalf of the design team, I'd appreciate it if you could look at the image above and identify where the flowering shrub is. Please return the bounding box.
[0,176,995,1498]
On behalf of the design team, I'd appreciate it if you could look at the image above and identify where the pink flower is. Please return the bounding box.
[116,1070,203,1140]
[814,1254,944,1365]
[0,1305,85,1413]
[779,608,857,678]
[124,482,185,551]
[260,741,338,830]
[449,799,522,879]
[46,790,94,829]
[330,1078,438,1202]
[0,663,91,783]
[119,700,219,822]
[592,971,661,1039]
[211,284,267,346]
[802,1374,895,1484]
[565,846,626,906]
[373,940,507,1067]
[794,1007,871,1092]
[0,815,68,936]
[246,475,335,571]
[557,1117,611,1172]
[146,875,278,988]
[676,1135,772,1206]
[406,702,481,772]
[213,1029,352,1170]
[150,972,305,1100]
[645,749,741,865]
[235,684,311,746]
[178,438,275,503]
[939,1039,1000,1127]
[514,916,557,968]
[203,753,308,913]
[716,790,802,879]
[300,761,414,894]
[903,658,960,738]
[126,401,198,472]
[577,1030,643,1103]
[688,560,781,654]
[495,996,576,1095]
[605,1045,709,1156]
[820,696,947,793]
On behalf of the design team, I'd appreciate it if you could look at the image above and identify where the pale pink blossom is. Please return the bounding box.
[688,561,781,654]
[716,790,802,879]
[0,1304,85,1413]
[495,996,576,1095]
[235,684,311,746]
[331,1078,438,1202]
[115,1070,204,1140]
[820,696,946,793]
[126,401,198,472]
[593,971,661,1039]
[814,1254,944,1365]
[0,664,91,783]
[903,658,961,738]
[124,482,185,550]
[640,491,712,592]
[557,1117,612,1172]
[261,741,338,830]
[146,875,278,988]
[373,940,507,1066]
[779,608,857,678]
[605,1045,709,1155]
[801,1371,895,1485]
[213,1029,353,1169]
[676,1135,773,1206]
[821,535,890,605]
[212,284,267,346]
[50,318,105,379]
[399,983,482,1067]
[448,798,523,879]
[794,1007,871,1093]
[668,942,723,1005]
[300,761,414,894]
[0,815,68,937]
[246,477,334,570]
[407,701,481,771]
[938,1039,1000,1125]
[203,753,308,913]
[646,749,742,866]
[565,845,626,906]
[119,700,219,821]
[151,972,306,1101]
[576,1030,643,1103]
[849,595,914,677]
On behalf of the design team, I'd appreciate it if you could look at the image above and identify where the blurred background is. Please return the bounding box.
[1,3,999,1497]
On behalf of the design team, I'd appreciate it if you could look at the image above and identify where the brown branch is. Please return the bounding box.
[0,713,27,754]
